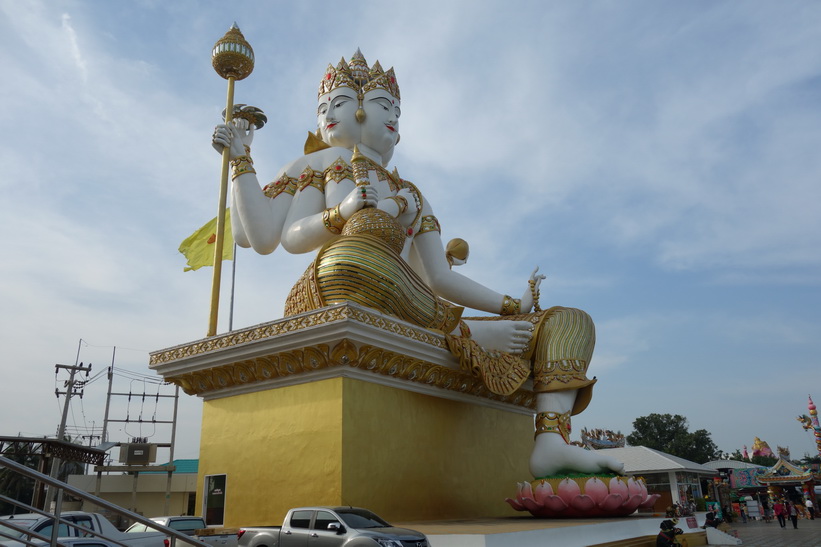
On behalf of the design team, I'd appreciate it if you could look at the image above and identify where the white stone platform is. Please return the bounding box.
[397,514,710,547]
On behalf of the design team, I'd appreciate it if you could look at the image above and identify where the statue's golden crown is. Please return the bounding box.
[318,49,400,101]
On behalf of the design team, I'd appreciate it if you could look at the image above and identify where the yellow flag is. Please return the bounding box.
[179,209,234,272]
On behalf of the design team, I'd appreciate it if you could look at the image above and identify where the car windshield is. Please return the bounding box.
[163,519,205,534]
[0,519,38,539]
[335,509,390,529]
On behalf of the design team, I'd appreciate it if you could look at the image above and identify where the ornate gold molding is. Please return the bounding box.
[149,304,447,366]
[164,338,535,409]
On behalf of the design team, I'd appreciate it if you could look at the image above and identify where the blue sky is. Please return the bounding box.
[1,0,820,464]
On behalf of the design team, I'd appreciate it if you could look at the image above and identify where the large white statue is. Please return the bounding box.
[213,50,623,478]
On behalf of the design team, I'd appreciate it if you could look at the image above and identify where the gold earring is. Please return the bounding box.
[356,94,366,123]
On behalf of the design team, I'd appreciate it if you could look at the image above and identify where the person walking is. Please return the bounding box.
[787,501,799,529]
[773,500,786,528]
[806,497,815,520]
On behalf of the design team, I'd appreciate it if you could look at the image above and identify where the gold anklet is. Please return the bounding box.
[534,411,571,443]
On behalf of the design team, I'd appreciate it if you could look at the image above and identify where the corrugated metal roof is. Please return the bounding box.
[142,459,199,474]
[596,446,718,475]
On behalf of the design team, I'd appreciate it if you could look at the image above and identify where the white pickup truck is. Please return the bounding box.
[237,507,428,547]
[126,516,237,547]
[0,512,165,547]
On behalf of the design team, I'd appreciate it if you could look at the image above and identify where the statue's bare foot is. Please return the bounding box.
[463,320,533,354]
[530,432,625,477]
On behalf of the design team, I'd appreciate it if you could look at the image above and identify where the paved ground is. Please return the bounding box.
[726,517,821,546]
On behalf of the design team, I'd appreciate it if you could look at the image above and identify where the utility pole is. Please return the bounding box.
[45,361,92,508]
[82,426,101,475]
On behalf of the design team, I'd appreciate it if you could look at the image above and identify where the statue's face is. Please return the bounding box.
[317,87,361,149]
[361,89,400,157]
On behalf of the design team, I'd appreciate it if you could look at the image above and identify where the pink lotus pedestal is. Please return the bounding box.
[505,475,660,518]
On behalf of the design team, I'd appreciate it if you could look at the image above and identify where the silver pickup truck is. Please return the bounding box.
[237,507,428,547]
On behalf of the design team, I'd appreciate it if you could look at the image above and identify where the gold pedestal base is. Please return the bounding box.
[151,304,536,525]
[198,377,531,525]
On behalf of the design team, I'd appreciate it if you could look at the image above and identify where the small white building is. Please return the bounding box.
[67,459,198,527]
[599,446,718,512]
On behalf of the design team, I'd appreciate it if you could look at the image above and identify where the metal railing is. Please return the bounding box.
[0,455,210,547]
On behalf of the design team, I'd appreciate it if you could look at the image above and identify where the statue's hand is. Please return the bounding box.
[339,185,378,219]
[520,266,546,313]
[211,119,255,159]
[212,124,230,154]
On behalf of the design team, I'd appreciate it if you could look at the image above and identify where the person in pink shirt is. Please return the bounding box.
[773,500,786,528]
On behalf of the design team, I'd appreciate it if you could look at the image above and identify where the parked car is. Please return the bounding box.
[0,512,165,547]
[29,537,125,547]
[126,516,236,547]
[126,517,206,537]
[237,507,428,547]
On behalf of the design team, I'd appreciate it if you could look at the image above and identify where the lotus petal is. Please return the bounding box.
[522,496,544,513]
[599,493,625,512]
[557,478,582,504]
[542,494,569,513]
[570,494,597,512]
[621,494,644,513]
[519,481,535,500]
[534,480,554,504]
[584,477,609,505]
[609,476,628,498]
[638,494,661,509]
[504,497,525,511]
[626,477,643,497]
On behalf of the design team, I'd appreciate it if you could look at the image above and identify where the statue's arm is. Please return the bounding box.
[281,153,377,254]
[231,173,292,255]
[214,121,288,255]
[414,230,510,313]
[413,198,542,314]
[280,183,335,254]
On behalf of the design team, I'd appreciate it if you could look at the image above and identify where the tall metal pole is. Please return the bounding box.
[207,23,255,337]
[45,361,91,508]
[208,76,236,336]
[101,348,116,444]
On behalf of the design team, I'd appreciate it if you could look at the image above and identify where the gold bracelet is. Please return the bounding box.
[230,155,255,180]
[500,295,521,316]
[390,195,408,215]
[322,204,347,234]
[529,279,542,313]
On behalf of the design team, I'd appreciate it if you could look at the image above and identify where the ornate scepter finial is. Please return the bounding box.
[212,23,255,81]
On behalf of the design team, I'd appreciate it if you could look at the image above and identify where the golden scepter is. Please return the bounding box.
[208,23,254,336]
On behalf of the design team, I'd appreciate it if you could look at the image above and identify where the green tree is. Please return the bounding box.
[0,441,41,514]
[626,413,720,463]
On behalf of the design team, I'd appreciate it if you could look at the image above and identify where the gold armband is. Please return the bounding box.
[389,195,408,215]
[418,215,441,235]
[230,155,256,180]
[500,295,521,316]
[322,204,347,234]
